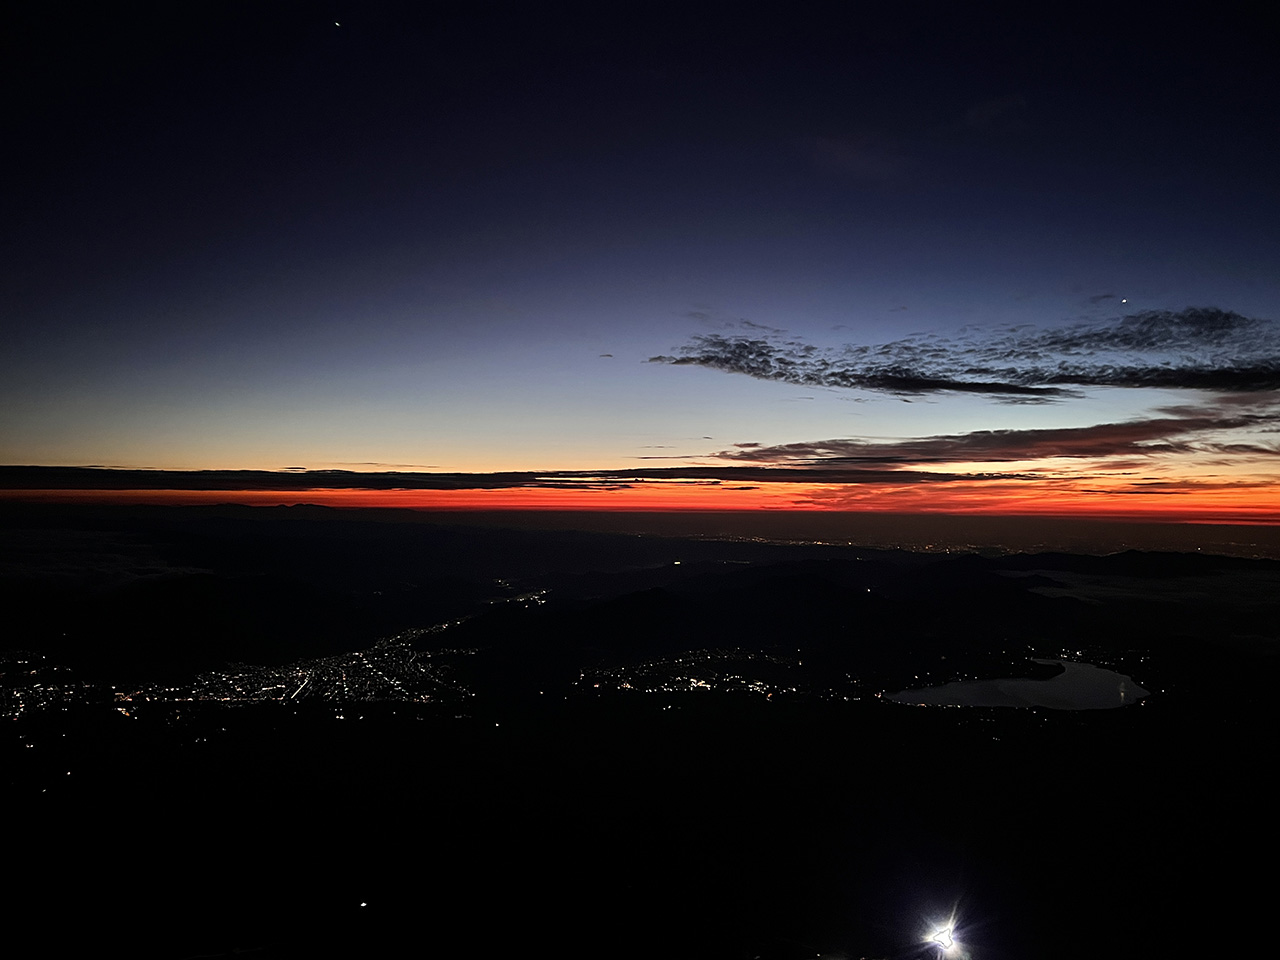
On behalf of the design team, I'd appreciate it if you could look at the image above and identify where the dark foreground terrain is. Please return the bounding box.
[3,504,1276,958]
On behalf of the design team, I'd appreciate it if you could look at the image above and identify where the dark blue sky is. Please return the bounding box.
[4,3,1279,517]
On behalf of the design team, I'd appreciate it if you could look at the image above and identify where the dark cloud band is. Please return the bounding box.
[0,464,1032,493]
[711,413,1280,466]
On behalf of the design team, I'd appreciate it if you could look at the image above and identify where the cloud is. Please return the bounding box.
[8,393,1278,501]
[738,319,784,333]
[651,334,1073,399]
[329,461,440,470]
[0,464,1036,494]
[650,307,1280,400]
[712,413,1280,467]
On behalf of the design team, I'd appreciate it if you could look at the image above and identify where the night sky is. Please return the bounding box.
[5,3,1279,519]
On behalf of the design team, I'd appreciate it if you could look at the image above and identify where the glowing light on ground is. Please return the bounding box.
[929,924,957,953]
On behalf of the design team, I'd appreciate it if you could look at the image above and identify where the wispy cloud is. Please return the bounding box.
[650,307,1280,400]
[711,413,1280,467]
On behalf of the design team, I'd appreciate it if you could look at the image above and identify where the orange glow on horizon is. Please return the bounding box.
[3,477,1280,523]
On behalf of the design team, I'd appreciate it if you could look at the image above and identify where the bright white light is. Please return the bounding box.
[928,922,959,955]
